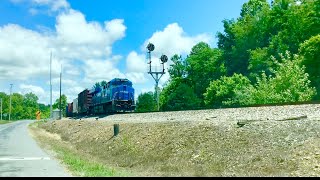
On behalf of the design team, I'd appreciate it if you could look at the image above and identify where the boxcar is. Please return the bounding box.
[78,89,92,115]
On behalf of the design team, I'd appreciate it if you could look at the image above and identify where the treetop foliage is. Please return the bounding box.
[0,92,67,120]
[148,0,319,112]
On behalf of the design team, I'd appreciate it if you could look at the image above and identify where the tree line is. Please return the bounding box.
[0,92,67,120]
[136,0,320,112]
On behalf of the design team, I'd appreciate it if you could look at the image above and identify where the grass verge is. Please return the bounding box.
[52,144,127,177]
[0,120,12,124]
[28,121,130,177]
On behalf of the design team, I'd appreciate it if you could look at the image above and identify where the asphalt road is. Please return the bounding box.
[0,120,71,177]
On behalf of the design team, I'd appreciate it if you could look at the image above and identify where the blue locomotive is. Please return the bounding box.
[69,78,136,116]
[90,78,136,114]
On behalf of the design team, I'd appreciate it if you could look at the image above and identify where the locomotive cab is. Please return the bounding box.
[110,78,136,112]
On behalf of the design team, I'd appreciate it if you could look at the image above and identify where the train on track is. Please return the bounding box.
[66,78,136,117]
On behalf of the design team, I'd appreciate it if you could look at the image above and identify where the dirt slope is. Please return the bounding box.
[30,105,320,176]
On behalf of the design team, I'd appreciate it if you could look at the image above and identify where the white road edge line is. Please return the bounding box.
[0,157,51,161]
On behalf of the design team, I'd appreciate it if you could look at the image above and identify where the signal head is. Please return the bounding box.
[147,43,155,52]
[160,55,168,63]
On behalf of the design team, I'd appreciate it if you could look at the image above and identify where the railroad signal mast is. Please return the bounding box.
[146,43,168,111]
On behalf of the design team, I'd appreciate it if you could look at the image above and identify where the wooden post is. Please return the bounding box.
[114,124,119,136]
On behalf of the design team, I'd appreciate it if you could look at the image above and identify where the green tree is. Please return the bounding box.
[38,103,50,119]
[218,0,271,76]
[168,54,187,79]
[93,82,101,89]
[101,80,107,87]
[11,93,24,120]
[158,0,319,111]
[53,94,67,117]
[0,92,9,120]
[0,92,49,120]
[22,92,39,119]
[240,0,269,17]
[299,34,320,99]
[136,92,157,113]
[93,80,108,89]
[217,0,319,81]
[185,42,226,104]
[248,47,274,81]
[160,78,201,111]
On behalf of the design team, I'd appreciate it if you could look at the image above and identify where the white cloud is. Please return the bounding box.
[48,0,69,11]
[82,59,126,86]
[19,84,47,104]
[51,77,77,87]
[0,24,52,80]
[129,22,212,89]
[125,72,147,84]
[20,84,45,95]
[110,55,122,64]
[126,51,147,73]
[0,8,127,104]
[33,0,69,11]
[54,10,126,60]
[29,8,38,15]
[63,86,85,102]
[142,23,212,58]
[56,10,108,45]
[105,19,127,44]
[61,62,82,77]
[11,0,70,14]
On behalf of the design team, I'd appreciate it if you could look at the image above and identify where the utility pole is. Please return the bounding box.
[9,84,13,121]
[146,43,168,111]
[59,64,62,120]
[50,52,53,120]
[0,98,2,121]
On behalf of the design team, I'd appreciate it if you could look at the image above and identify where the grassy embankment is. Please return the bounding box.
[29,118,320,177]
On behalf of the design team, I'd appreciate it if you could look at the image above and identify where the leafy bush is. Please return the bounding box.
[136,92,157,113]
[235,52,316,105]
[160,78,201,111]
[205,52,316,107]
[204,73,252,108]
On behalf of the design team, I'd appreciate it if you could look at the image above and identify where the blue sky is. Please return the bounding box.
[0,0,249,105]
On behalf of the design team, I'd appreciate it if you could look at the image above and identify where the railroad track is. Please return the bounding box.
[62,103,320,125]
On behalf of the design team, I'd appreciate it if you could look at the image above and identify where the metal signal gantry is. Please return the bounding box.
[146,43,168,111]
